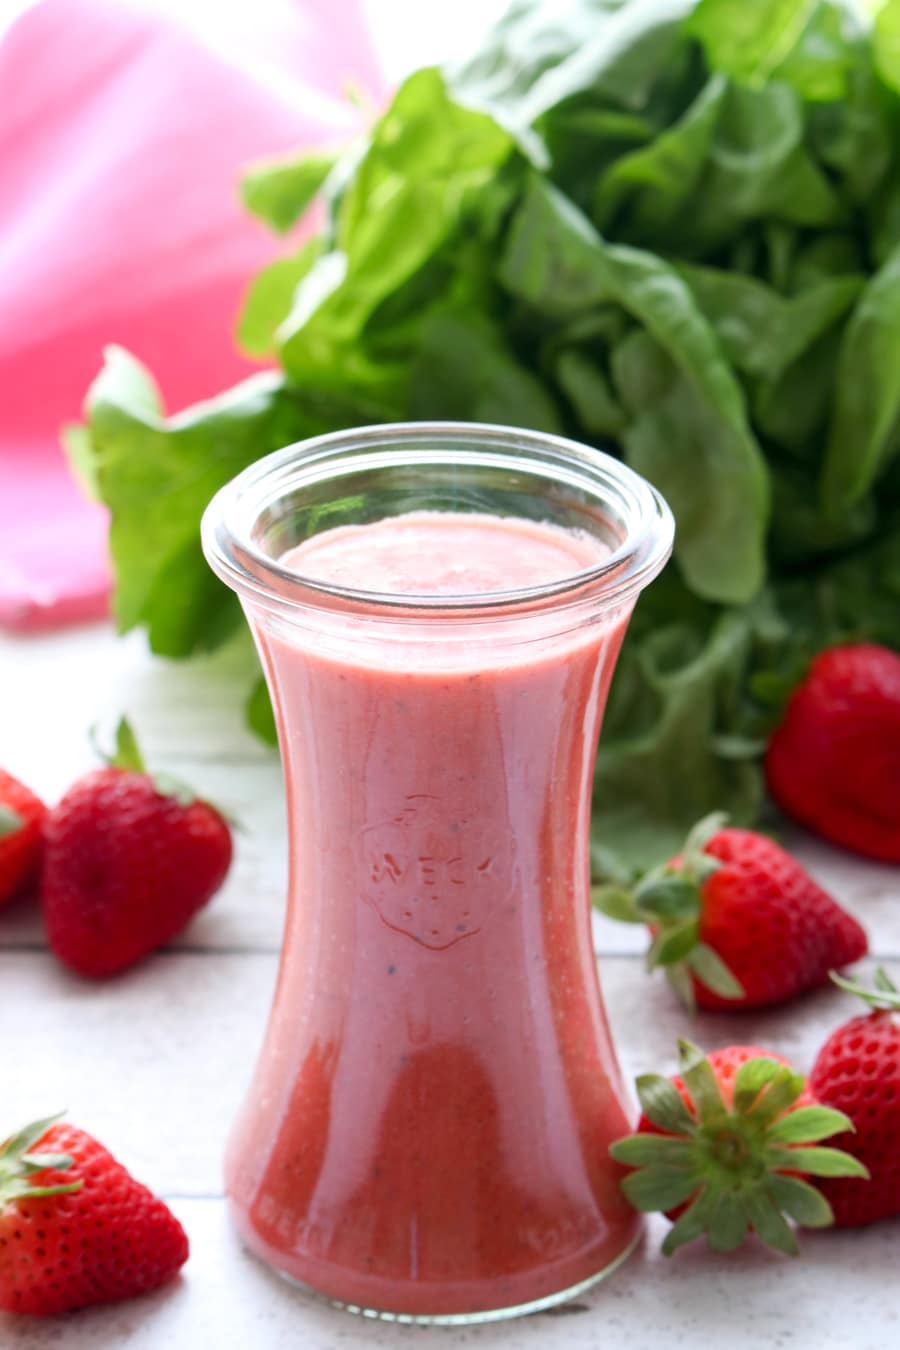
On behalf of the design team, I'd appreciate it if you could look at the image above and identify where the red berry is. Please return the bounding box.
[809,971,900,1227]
[41,767,232,977]
[692,828,867,1010]
[596,817,868,1011]
[0,1117,188,1315]
[0,770,47,906]
[766,643,900,862]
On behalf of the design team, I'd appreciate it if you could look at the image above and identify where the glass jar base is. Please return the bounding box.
[245,1227,642,1327]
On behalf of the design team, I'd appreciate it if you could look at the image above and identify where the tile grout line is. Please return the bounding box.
[1,945,899,961]
[163,1193,227,1203]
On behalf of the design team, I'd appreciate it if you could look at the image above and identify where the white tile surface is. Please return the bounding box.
[7,0,897,1331]
[1,622,899,1346]
[0,1199,896,1349]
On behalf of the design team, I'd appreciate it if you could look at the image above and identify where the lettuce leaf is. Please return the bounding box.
[69,0,900,870]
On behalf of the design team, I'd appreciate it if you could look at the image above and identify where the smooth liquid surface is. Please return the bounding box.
[227,511,639,1317]
[279,510,606,596]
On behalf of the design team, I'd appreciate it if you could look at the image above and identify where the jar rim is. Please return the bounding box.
[201,421,675,618]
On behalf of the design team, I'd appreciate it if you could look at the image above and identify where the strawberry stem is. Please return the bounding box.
[594,814,744,1009]
[88,719,222,816]
[0,1114,83,1209]
[830,967,900,1011]
[0,806,23,839]
[610,1043,868,1257]
[90,718,146,773]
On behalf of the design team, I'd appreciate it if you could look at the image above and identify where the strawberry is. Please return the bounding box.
[41,719,232,977]
[0,1113,188,1314]
[765,643,900,863]
[610,1041,868,1256]
[808,968,900,1227]
[595,815,867,1010]
[0,770,47,906]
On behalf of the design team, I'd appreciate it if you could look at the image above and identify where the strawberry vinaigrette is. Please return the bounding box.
[202,423,674,1322]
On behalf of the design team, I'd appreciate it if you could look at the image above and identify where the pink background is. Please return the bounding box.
[0,0,381,630]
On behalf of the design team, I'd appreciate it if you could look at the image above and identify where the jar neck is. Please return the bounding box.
[202,422,675,625]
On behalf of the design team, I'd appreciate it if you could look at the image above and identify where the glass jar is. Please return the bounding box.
[202,422,674,1323]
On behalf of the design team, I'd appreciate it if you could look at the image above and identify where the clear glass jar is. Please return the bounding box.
[202,422,674,1324]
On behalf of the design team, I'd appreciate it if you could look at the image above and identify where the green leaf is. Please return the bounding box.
[665,961,698,1012]
[706,1191,750,1252]
[733,1056,782,1113]
[609,1135,697,1168]
[634,874,701,921]
[111,718,145,774]
[593,75,728,247]
[68,348,343,658]
[647,920,700,968]
[20,1153,75,1173]
[635,1073,698,1136]
[448,0,697,128]
[682,811,728,861]
[684,81,845,244]
[686,0,818,86]
[769,463,878,569]
[62,0,900,883]
[875,966,899,995]
[61,423,100,500]
[744,1189,800,1256]
[661,1188,719,1255]
[679,266,862,382]
[773,1,866,102]
[591,885,641,924]
[237,241,323,357]
[278,68,515,406]
[821,243,900,510]
[612,328,767,606]
[875,0,900,93]
[241,148,340,234]
[408,311,562,431]
[678,1040,728,1125]
[0,806,23,839]
[767,1146,870,1178]
[501,177,769,604]
[808,49,894,202]
[686,943,744,999]
[592,605,766,871]
[748,1067,808,1126]
[552,347,627,439]
[621,1165,701,1214]
[765,1173,835,1228]
[0,1114,64,1162]
[0,1114,82,1208]
[246,677,278,747]
[0,1180,82,1203]
[767,1105,855,1144]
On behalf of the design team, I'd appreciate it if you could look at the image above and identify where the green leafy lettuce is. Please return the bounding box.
[70,0,900,872]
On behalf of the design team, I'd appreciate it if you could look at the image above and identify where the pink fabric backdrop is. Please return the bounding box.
[0,0,381,631]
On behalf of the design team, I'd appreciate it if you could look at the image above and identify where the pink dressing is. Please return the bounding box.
[278,510,607,596]
[225,508,639,1317]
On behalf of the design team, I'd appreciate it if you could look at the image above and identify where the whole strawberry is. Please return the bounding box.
[0,1113,188,1314]
[809,969,900,1227]
[595,815,867,1010]
[0,770,47,906]
[610,1041,867,1256]
[765,643,900,863]
[41,720,232,977]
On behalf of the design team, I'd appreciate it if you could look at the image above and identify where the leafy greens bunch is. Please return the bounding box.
[70,0,900,871]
